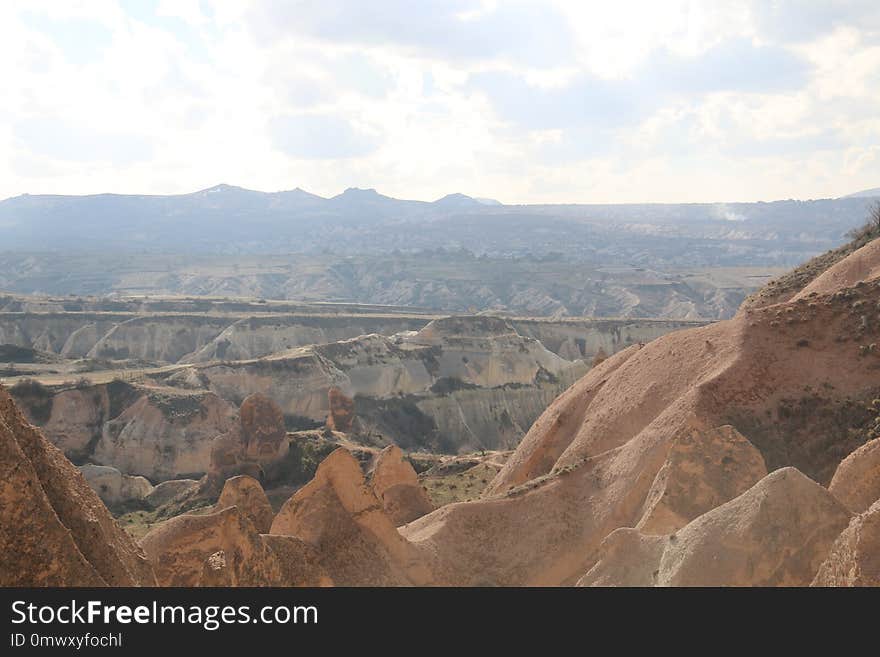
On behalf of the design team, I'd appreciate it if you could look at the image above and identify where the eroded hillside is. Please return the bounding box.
[1,304,695,488]
[4,232,880,587]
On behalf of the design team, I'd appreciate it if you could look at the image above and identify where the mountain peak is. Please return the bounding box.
[433,193,502,208]
[433,192,477,205]
[338,187,381,197]
[194,183,249,196]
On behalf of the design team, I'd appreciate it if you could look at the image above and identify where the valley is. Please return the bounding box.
[4,220,880,588]
[0,296,701,503]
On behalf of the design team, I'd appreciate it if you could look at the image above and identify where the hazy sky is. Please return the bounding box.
[2,0,880,203]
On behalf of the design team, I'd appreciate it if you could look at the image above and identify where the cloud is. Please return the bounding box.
[471,38,810,130]
[268,115,380,159]
[13,118,153,164]
[649,38,809,94]
[470,71,644,131]
[1,0,880,203]
[247,0,574,66]
[19,12,113,66]
[750,0,880,43]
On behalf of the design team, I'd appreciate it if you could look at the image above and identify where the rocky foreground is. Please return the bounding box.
[3,237,880,586]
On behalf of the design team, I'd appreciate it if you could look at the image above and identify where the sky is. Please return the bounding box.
[2,1,880,204]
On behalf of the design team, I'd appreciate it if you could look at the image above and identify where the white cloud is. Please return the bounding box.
[0,0,879,203]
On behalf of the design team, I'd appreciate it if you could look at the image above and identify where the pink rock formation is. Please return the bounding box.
[271,448,433,585]
[208,393,289,485]
[0,386,156,586]
[326,386,355,433]
[216,475,275,533]
[370,446,434,525]
[813,498,880,586]
[240,393,288,463]
[793,237,880,300]
[579,468,851,586]
[636,425,767,534]
[829,437,880,513]
[141,506,278,587]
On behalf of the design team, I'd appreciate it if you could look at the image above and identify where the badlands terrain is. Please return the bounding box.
[3,223,880,586]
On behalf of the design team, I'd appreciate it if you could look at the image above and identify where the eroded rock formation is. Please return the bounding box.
[98,390,237,481]
[78,463,153,508]
[636,425,767,534]
[140,505,279,586]
[326,386,355,432]
[240,393,288,463]
[829,437,880,513]
[813,498,880,586]
[271,448,433,585]
[0,386,155,586]
[370,445,434,525]
[398,239,880,586]
[207,393,289,488]
[579,468,851,586]
[216,475,275,533]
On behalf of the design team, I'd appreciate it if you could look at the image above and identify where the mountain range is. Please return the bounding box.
[2,184,878,269]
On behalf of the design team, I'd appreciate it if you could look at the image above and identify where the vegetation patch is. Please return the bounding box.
[429,376,479,395]
[8,378,54,424]
[724,389,880,485]
[420,462,500,506]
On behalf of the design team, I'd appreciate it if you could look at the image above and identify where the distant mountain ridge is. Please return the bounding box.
[1,185,877,271]
[846,187,880,198]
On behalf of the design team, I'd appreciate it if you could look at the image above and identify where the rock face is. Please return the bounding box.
[239,393,288,463]
[189,326,586,452]
[409,316,571,388]
[97,390,238,481]
[483,344,643,497]
[493,266,880,496]
[636,425,767,535]
[78,464,153,507]
[0,386,156,586]
[182,315,430,364]
[140,473,332,587]
[812,499,880,586]
[140,505,280,587]
[145,479,199,509]
[395,245,880,585]
[38,387,113,459]
[511,318,703,364]
[11,313,606,474]
[402,431,671,585]
[829,437,880,513]
[370,446,434,525]
[88,316,231,363]
[579,468,852,586]
[258,535,333,588]
[401,242,880,585]
[208,393,289,485]
[216,475,274,533]
[271,448,433,586]
[326,386,355,432]
[0,309,701,365]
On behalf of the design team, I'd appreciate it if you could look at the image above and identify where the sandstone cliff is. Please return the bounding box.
[97,389,237,481]
[0,385,156,586]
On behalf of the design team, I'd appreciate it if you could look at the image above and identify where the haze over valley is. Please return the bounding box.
[4,185,878,319]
